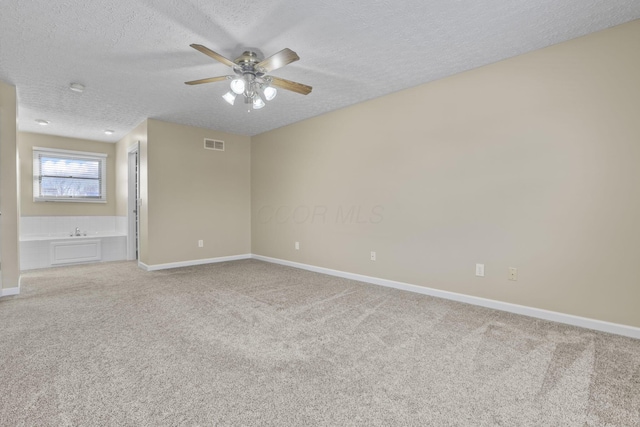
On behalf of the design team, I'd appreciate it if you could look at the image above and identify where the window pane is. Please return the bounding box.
[40,156,100,179]
[40,177,101,197]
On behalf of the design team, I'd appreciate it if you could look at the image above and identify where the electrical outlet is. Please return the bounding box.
[295,241,300,250]
[370,251,376,261]
[475,263,485,277]
[508,267,517,281]
[198,240,204,248]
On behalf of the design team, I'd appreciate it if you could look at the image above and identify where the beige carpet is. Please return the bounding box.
[1,259,639,426]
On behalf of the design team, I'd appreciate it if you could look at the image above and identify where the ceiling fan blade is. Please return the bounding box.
[190,44,236,68]
[270,77,312,95]
[185,76,229,85]
[257,48,299,73]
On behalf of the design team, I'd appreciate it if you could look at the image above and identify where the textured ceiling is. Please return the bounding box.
[1,1,639,143]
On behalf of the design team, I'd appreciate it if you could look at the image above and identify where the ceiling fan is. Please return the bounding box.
[185,44,312,110]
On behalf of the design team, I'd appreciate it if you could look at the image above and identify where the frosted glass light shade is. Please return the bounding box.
[263,86,277,101]
[222,91,236,105]
[230,78,245,94]
[252,97,265,109]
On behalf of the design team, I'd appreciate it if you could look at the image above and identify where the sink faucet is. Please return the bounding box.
[75,227,81,236]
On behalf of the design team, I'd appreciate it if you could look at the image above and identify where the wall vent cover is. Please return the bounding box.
[204,138,224,151]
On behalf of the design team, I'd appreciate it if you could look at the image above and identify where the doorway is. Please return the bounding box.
[127,143,139,261]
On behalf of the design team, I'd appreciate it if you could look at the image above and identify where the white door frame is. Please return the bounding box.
[127,142,140,261]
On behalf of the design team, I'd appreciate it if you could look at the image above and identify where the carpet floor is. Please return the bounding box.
[0,259,639,426]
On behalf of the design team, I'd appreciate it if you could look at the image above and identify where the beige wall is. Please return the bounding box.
[144,119,251,266]
[0,81,20,289]
[251,21,640,327]
[18,132,116,216]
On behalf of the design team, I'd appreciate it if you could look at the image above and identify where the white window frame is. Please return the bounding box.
[33,147,108,203]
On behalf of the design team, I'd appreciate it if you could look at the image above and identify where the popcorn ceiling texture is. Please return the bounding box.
[1,0,639,141]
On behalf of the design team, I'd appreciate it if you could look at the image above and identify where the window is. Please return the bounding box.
[33,147,107,203]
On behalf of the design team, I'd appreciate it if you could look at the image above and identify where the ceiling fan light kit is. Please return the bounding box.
[186,44,312,111]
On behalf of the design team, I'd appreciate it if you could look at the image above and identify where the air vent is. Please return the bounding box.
[204,138,224,151]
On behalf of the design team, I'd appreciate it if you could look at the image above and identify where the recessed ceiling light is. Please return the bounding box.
[104,129,115,135]
[70,83,85,93]
[35,119,50,125]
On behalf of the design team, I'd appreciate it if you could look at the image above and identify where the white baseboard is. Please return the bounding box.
[139,254,252,271]
[1,286,20,297]
[251,254,640,340]
[0,274,21,297]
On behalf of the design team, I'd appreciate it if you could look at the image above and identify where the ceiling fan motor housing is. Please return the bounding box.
[234,51,265,76]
